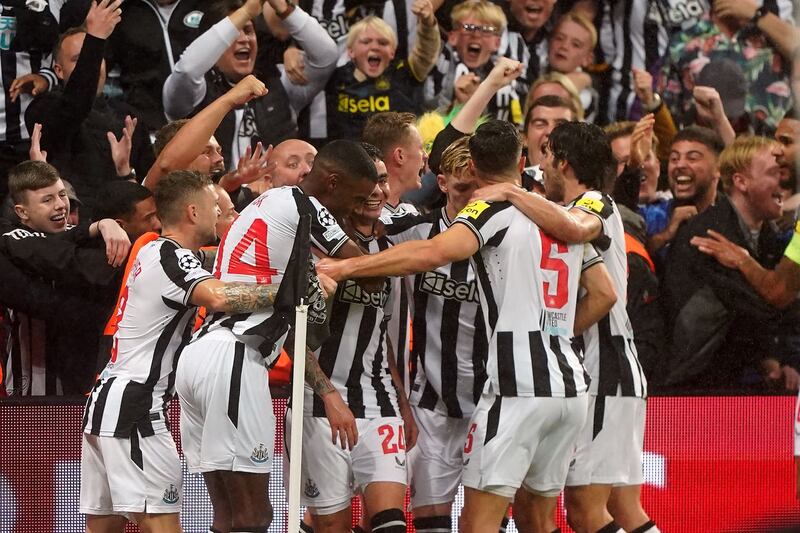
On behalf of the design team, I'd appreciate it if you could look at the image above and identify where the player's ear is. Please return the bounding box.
[436,173,447,194]
[518,154,526,174]
[13,204,28,223]
[327,172,339,192]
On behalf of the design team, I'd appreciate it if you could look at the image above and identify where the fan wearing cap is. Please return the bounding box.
[659,0,798,135]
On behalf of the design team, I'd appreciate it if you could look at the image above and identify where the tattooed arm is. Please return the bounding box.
[190,279,280,313]
[199,248,217,272]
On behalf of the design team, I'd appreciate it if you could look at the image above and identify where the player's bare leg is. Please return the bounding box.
[607,485,658,532]
[362,481,406,532]
[459,487,510,532]
[129,512,182,533]
[309,506,351,533]
[86,514,127,533]
[513,488,560,533]
[203,472,232,532]
[220,471,272,531]
[564,484,615,533]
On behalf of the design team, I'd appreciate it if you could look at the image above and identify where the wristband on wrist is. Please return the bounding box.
[276,0,295,19]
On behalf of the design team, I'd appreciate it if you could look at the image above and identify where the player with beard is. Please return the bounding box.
[317,119,617,533]
[472,121,655,533]
[175,140,380,533]
[81,170,294,533]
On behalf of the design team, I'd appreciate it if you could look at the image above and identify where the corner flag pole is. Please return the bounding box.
[287,213,311,533]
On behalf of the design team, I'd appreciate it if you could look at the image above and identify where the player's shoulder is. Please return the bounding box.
[382,208,436,235]
[455,199,513,224]
[571,190,615,220]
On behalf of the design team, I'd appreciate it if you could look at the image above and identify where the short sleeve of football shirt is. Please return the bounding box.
[159,245,215,306]
[452,200,514,247]
[306,195,348,256]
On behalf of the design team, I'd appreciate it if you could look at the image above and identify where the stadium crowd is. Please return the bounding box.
[0,0,799,531]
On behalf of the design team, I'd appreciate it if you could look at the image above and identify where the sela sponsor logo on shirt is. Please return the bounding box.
[419,271,479,304]
[250,443,270,464]
[162,484,179,504]
[665,0,706,26]
[183,10,203,28]
[339,279,389,309]
[337,93,390,113]
[319,13,350,41]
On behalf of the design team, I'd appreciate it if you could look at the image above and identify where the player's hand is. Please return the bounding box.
[317,271,337,299]
[232,142,275,186]
[316,257,348,282]
[9,73,47,102]
[85,0,123,40]
[471,181,516,203]
[454,73,481,104]
[411,0,436,26]
[399,401,418,451]
[244,0,267,18]
[632,68,655,107]
[485,57,523,90]
[629,113,655,169]
[713,0,758,23]
[284,46,308,85]
[107,115,136,177]
[321,390,358,450]
[690,229,749,269]
[28,123,48,162]
[226,74,268,108]
[97,218,132,267]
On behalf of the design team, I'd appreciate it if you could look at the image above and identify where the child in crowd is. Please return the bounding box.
[546,11,598,122]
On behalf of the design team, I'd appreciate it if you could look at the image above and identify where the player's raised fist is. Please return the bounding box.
[226,74,268,107]
[486,57,523,89]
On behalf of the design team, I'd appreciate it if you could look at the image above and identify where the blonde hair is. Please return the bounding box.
[554,11,597,49]
[719,135,777,190]
[451,0,507,31]
[525,72,584,120]
[440,136,472,177]
[346,16,397,51]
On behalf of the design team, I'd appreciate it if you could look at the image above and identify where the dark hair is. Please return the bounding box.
[153,119,190,157]
[784,107,799,121]
[524,95,577,132]
[94,181,153,220]
[360,142,384,162]
[311,140,378,185]
[9,160,61,204]
[154,170,212,225]
[671,125,725,156]
[52,26,86,64]
[468,120,522,176]
[361,112,417,158]
[199,0,243,34]
[547,121,614,190]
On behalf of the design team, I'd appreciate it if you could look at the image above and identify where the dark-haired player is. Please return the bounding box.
[176,140,381,532]
[318,120,617,532]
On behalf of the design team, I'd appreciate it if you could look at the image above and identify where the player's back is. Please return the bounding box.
[84,237,214,437]
[455,201,597,398]
[570,190,647,397]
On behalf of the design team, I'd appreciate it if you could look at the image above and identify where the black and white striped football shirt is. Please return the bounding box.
[569,190,647,397]
[455,200,599,398]
[307,231,399,419]
[385,207,487,419]
[82,238,214,438]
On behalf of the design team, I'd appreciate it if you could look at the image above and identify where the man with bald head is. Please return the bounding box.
[266,139,317,188]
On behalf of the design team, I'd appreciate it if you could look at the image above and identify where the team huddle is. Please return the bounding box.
[78,94,658,533]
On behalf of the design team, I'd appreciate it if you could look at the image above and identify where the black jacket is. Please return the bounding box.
[662,194,796,388]
[25,35,154,218]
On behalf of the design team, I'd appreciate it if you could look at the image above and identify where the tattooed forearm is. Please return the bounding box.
[200,248,217,272]
[213,282,280,313]
[305,348,335,396]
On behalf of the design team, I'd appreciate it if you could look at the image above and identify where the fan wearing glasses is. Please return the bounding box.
[428,0,527,127]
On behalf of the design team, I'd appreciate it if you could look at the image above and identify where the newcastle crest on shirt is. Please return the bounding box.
[162,484,179,504]
[250,443,270,464]
[304,478,320,498]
